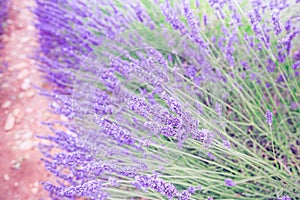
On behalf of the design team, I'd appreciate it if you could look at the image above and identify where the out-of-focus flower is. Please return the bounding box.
[267,58,276,72]
[277,196,291,200]
[271,9,282,35]
[290,102,299,110]
[265,109,273,125]
[224,178,236,187]
[223,140,231,149]
[187,185,201,194]
[207,152,216,160]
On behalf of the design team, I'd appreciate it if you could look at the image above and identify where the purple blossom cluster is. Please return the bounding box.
[161,3,188,35]
[182,0,206,48]
[134,174,201,199]
[42,180,107,199]
[224,178,236,187]
[134,174,183,199]
[248,8,269,49]
[128,90,215,146]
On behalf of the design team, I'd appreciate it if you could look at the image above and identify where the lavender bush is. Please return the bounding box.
[35,0,300,199]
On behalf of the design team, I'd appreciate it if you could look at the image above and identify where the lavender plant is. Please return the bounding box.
[35,0,300,199]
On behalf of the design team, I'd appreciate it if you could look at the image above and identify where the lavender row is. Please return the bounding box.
[34,0,299,199]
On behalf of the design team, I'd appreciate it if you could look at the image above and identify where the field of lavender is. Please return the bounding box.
[18,0,300,199]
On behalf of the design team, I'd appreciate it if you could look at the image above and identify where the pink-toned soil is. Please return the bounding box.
[0,0,55,199]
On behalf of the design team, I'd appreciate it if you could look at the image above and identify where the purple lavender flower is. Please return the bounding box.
[277,196,291,200]
[229,3,241,26]
[42,180,107,198]
[294,49,300,61]
[95,117,135,145]
[133,175,179,199]
[215,103,222,116]
[193,129,215,148]
[187,185,201,194]
[277,47,287,63]
[290,102,298,110]
[267,58,276,72]
[282,30,299,54]
[178,190,191,200]
[161,4,188,35]
[130,3,155,28]
[271,9,282,35]
[248,11,262,36]
[266,110,273,125]
[203,14,207,26]
[265,109,273,125]
[223,140,231,149]
[208,0,226,19]
[187,186,196,194]
[207,152,216,160]
[224,178,236,187]
[182,0,206,48]
[108,177,119,187]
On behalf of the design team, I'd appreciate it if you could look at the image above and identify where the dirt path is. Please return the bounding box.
[0,0,55,199]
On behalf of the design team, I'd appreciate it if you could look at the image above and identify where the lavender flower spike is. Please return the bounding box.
[271,9,282,35]
[133,174,179,199]
[223,140,231,149]
[265,109,273,125]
